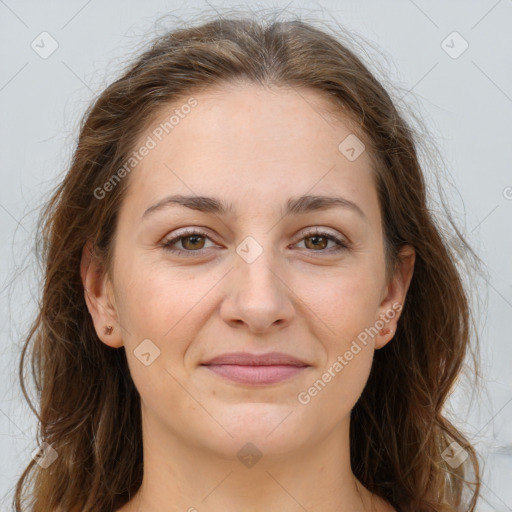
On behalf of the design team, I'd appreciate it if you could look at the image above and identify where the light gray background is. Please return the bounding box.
[1,0,511,510]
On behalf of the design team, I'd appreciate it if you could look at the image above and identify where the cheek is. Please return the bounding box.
[112,258,216,389]
[113,267,199,422]
[301,343,374,431]
[297,277,378,420]
[293,266,380,403]
[297,263,383,343]
[114,257,207,338]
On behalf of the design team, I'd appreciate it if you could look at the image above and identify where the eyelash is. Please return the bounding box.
[161,227,350,257]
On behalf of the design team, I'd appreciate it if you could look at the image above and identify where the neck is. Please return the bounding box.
[120,412,392,512]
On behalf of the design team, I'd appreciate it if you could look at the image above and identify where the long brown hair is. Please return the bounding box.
[14,10,482,512]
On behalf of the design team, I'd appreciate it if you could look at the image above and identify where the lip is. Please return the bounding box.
[202,351,309,366]
[201,352,311,385]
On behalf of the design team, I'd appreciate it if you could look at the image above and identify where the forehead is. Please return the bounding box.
[120,83,380,224]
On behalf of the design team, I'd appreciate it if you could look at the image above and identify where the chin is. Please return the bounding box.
[200,406,310,450]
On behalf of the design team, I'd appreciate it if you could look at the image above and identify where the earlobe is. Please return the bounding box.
[375,244,415,349]
[80,240,123,348]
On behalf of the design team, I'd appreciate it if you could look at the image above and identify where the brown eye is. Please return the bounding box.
[161,229,214,255]
[297,230,349,253]
[304,235,329,250]
[181,235,206,250]
[294,228,350,255]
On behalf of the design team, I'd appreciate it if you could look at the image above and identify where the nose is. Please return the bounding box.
[219,243,295,334]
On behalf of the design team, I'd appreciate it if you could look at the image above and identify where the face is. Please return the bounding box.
[83,83,414,462]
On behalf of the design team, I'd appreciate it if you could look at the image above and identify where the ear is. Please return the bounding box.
[80,240,123,348]
[375,244,415,349]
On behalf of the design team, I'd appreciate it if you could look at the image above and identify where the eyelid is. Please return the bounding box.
[297,226,348,243]
[294,227,350,252]
[161,226,350,255]
[161,227,217,253]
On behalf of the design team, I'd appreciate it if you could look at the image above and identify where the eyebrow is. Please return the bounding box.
[142,193,367,221]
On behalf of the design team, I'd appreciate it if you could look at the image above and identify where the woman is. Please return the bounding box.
[15,13,481,512]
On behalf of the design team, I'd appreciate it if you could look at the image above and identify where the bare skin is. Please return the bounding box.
[82,82,414,512]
